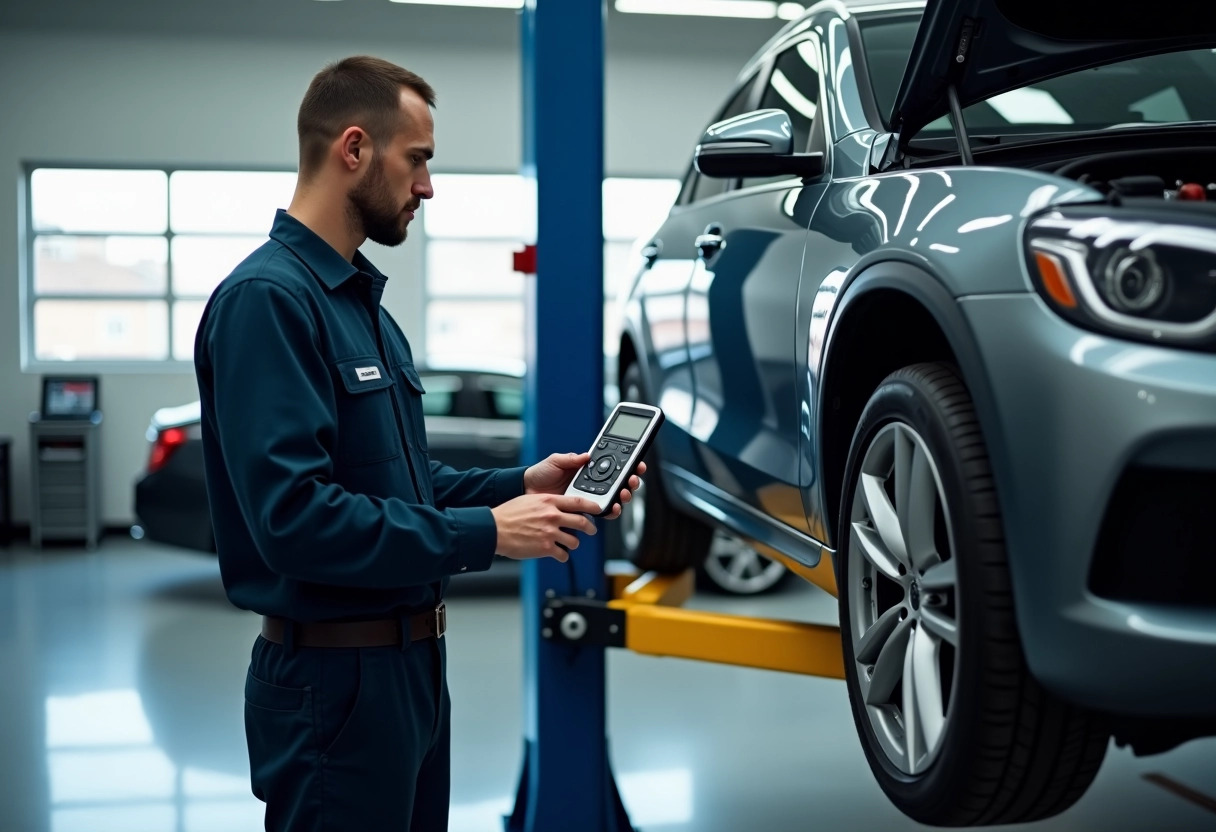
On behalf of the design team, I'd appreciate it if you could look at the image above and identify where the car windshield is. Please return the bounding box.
[860,14,1216,137]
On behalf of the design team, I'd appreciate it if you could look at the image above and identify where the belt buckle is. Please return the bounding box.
[434,604,447,639]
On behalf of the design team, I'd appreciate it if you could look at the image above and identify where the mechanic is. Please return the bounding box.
[193,55,642,832]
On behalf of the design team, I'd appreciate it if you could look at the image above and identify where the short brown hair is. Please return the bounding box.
[297,56,436,177]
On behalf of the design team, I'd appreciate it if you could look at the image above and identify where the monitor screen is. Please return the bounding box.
[607,411,650,441]
[43,379,97,419]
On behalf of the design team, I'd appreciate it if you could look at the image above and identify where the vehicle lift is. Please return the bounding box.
[510,3,845,830]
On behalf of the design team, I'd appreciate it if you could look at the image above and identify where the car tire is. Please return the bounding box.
[838,362,1109,826]
[618,362,713,573]
[697,532,793,595]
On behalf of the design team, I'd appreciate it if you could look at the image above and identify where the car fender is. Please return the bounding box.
[816,259,1015,557]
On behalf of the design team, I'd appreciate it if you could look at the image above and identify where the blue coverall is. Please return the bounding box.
[194,209,526,831]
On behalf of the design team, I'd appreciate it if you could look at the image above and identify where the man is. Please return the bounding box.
[194,55,642,832]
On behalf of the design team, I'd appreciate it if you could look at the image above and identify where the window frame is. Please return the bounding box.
[419,170,534,365]
[21,162,295,375]
[421,172,681,368]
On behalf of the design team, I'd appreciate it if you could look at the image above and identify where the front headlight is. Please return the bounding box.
[1026,212,1216,350]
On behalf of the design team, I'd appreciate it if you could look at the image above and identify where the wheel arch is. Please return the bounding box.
[817,262,1009,552]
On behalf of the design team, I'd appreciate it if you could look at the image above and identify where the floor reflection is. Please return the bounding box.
[3,541,1215,832]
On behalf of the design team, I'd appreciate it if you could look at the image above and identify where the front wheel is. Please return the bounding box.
[838,362,1108,826]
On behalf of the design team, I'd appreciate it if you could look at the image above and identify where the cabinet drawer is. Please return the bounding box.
[39,463,86,488]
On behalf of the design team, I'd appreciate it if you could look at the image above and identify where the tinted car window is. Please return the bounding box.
[480,375,523,420]
[420,373,462,417]
[760,41,821,152]
[690,80,756,202]
[858,15,920,130]
[743,40,822,188]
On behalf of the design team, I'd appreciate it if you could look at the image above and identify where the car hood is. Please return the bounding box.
[890,0,1216,139]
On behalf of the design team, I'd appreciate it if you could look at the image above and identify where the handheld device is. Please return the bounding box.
[565,402,664,516]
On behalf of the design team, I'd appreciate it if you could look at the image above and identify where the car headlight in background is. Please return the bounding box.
[1026,212,1216,350]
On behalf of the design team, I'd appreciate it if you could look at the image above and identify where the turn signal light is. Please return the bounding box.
[1033,251,1077,309]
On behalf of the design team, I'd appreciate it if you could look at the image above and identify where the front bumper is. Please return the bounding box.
[960,294,1216,718]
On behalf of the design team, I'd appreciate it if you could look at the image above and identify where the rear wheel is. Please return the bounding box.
[697,533,792,595]
[838,362,1109,826]
[618,362,713,573]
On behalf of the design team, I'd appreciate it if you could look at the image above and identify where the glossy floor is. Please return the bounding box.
[1,540,1214,832]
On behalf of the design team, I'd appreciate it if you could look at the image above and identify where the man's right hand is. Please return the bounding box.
[490,494,600,562]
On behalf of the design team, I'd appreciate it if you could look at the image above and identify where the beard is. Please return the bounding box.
[347,154,413,247]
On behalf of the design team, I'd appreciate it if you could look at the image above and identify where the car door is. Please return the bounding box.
[628,74,762,475]
[685,34,830,536]
[473,371,524,467]
[421,370,522,470]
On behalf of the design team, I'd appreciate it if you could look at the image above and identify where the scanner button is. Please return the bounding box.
[598,441,608,450]
[596,458,613,474]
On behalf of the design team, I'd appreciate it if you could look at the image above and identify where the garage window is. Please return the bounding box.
[25,166,295,369]
[422,174,680,367]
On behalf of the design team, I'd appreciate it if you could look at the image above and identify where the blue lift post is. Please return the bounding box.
[509,1,633,831]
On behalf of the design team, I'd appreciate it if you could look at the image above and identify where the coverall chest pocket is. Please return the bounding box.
[396,362,429,453]
[331,357,402,466]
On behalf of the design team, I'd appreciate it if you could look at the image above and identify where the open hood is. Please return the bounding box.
[891,0,1216,140]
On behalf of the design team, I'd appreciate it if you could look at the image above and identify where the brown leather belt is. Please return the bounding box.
[261,604,446,648]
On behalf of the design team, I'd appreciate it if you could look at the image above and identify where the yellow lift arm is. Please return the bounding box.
[543,567,845,680]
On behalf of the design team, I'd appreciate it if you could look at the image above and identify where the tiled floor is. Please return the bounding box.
[1,539,1213,832]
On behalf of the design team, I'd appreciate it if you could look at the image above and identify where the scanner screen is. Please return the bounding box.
[608,412,650,441]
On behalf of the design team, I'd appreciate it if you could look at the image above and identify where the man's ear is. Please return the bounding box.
[337,126,368,171]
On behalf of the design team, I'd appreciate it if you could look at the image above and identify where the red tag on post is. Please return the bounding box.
[513,244,538,275]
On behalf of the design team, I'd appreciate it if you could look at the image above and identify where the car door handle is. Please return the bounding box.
[695,233,725,259]
[696,223,725,259]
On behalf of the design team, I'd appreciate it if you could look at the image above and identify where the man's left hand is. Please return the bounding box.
[523,452,646,520]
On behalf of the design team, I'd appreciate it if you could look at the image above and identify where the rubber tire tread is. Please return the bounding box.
[840,362,1109,827]
[619,363,713,573]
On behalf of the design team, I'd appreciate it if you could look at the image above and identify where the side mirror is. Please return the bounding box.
[694,109,824,179]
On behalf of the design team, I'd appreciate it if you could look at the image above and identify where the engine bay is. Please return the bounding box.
[1047,146,1216,203]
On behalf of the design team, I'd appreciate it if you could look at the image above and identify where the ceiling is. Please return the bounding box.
[0,0,783,56]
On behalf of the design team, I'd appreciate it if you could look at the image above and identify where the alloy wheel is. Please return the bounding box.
[847,421,960,775]
[701,533,788,594]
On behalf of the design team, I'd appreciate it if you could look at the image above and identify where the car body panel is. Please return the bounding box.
[620,0,1216,719]
[134,426,213,552]
[683,180,825,536]
[959,293,1216,714]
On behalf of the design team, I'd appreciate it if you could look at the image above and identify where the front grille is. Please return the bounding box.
[1089,466,1216,608]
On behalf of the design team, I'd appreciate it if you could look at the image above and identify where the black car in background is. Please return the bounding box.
[133,359,783,595]
[133,360,526,554]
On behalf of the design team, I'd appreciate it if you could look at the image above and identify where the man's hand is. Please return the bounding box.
[491,494,601,562]
[523,452,590,495]
[523,452,646,520]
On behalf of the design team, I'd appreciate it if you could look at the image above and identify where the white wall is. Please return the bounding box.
[0,26,750,526]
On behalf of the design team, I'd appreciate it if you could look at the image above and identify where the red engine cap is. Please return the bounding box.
[1177,183,1207,201]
